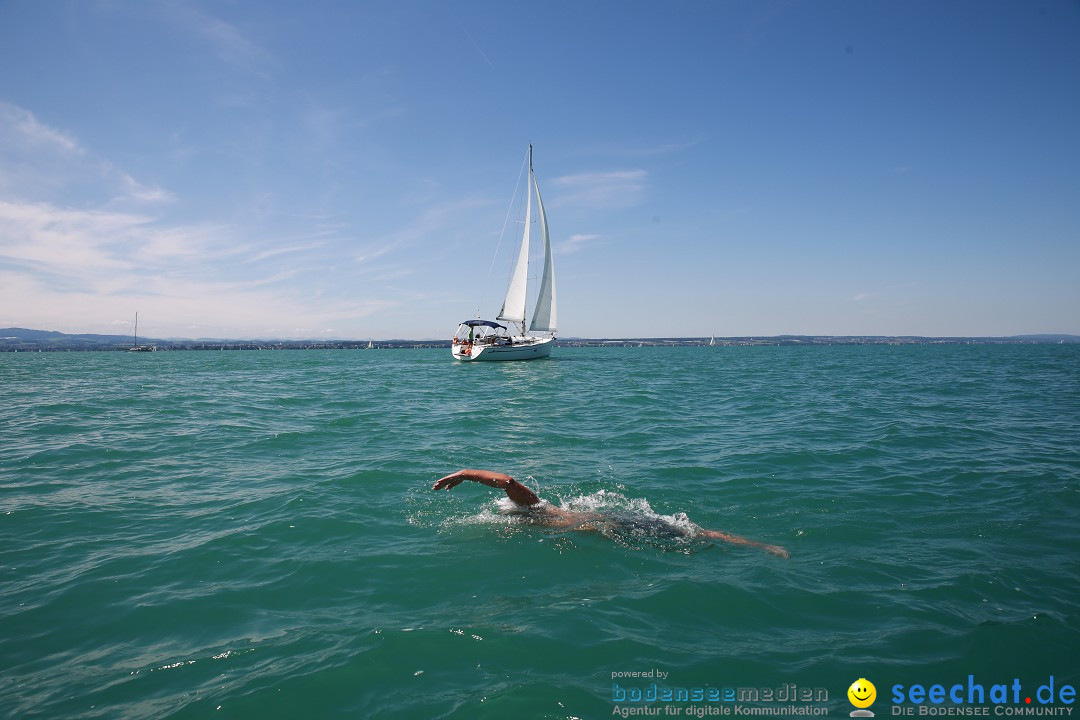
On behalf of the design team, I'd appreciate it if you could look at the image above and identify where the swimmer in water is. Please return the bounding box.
[433,469,789,558]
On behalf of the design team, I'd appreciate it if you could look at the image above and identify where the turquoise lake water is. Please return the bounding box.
[2,345,1078,719]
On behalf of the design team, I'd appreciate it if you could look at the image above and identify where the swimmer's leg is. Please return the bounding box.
[698,529,789,558]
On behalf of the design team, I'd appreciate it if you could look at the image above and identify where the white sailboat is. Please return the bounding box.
[452,145,556,362]
[128,312,156,352]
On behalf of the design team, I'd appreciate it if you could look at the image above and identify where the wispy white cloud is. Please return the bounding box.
[248,241,326,263]
[0,102,83,155]
[0,102,176,207]
[354,195,491,264]
[552,170,647,209]
[0,265,396,339]
[0,199,144,275]
[133,223,243,266]
[0,197,397,338]
[559,233,600,254]
[586,138,705,159]
[0,199,243,287]
[165,5,274,73]
[107,164,177,205]
[0,96,414,338]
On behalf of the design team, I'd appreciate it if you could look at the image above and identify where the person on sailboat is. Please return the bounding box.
[432,469,789,557]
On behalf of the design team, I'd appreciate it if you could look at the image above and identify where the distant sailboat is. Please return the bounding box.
[128,312,156,352]
[709,335,716,346]
[452,145,556,362]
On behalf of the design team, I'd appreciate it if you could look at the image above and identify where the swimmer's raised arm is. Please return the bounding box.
[433,469,541,506]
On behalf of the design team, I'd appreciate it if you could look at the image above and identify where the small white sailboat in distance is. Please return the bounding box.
[128,312,156,352]
[452,145,556,362]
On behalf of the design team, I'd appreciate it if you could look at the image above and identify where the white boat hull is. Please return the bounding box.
[452,336,553,362]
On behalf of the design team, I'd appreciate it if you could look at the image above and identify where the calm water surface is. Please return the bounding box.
[2,345,1078,719]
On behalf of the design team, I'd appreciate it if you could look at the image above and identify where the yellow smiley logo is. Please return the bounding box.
[848,678,876,709]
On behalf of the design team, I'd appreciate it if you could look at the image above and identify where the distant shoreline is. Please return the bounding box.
[2,328,1077,352]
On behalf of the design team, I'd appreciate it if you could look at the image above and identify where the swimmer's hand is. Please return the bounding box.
[433,470,469,491]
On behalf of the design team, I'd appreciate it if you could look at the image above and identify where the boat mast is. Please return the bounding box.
[523,144,534,337]
[514,146,534,338]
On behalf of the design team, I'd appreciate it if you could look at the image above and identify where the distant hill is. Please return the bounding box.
[0,327,140,350]
[1,328,1078,352]
[0,328,443,351]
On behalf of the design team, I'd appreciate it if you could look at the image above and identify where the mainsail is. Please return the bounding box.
[528,174,556,333]
[497,173,531,326]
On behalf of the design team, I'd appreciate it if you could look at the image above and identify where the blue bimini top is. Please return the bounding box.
[460,320,506,329]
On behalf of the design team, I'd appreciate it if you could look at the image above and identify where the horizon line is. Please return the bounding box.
[3,327,1078,344]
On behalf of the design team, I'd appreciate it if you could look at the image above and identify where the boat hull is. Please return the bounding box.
[452,336,553,362]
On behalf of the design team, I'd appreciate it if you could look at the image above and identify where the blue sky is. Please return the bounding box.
[1,1,1077,340]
